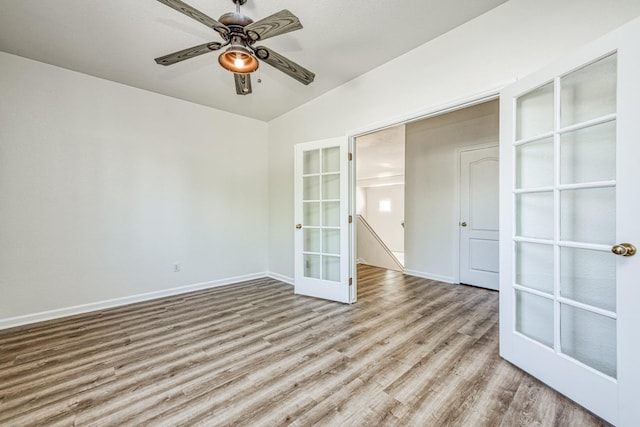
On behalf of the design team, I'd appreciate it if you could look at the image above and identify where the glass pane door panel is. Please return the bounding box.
[507,43,620,389]
[516,82,554,140]
[560,54,617,127]
[322,174,340,199]
[560,247,616,311]
[303,176,320,200]
[303,202,320,226]
[560,121,616,185]
[516,138,554,189]
[322,255,340,282]
[303,229,320,253]
[323,201,340,227]
[322,147,340,173]
[323,229,340,254]
[560,187,615,244]
[304,254,321,279]
[516,290,554,348]
[561,304,616,378]
[516,242,554,294]
[303,149,320,174]
[516,192,554,239]
[295,138,348,304]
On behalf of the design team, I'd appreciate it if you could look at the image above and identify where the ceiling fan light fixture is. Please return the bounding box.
[218,44,259,74]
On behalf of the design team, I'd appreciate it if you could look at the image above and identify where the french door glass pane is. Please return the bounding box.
[560,121,616,185]
[516,82,554,140]
[560,247,616,312]
[322,174,340,199]
[303,229,320,252]
[560,187,615,244]
[561,304,616,378]
[516,290,554,348]
[516,137,554,189]
[303,202,320,226]
[560,54,617,127]
[303,176,320,200]
[304,254,321,279]
[323,201,340,227]
[322,229,340,254]
[516,242,553,294]
[516,192,554,239]
[322,147,340,173]
[303,149,320,174]
[322,256,340,282]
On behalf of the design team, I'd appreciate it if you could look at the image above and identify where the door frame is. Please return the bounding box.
[455,142,499,286]
[347,91,501,290]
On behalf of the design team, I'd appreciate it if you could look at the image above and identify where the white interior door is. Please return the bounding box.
[459,145,499,290]
[294,137,352,303]
[499,17,640,426]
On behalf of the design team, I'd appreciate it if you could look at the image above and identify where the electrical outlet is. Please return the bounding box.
[174,263,181,273]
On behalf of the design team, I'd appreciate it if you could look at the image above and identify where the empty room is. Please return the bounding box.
[2,0,640,425]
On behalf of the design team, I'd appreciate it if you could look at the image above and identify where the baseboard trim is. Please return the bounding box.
[403,269,456,284]
[267,272,294,285]
[0,272,268,331]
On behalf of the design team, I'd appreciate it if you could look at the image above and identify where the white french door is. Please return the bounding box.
[294,137,352,303]
[499,17,640,426]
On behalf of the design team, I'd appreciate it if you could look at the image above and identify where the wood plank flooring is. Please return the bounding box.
[0,265,610,426]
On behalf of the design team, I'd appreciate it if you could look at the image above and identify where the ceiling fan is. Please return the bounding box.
[154,0,315,95]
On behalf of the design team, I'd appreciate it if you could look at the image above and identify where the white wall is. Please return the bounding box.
[405,101,498,282]
[267,0,640,280]
[364,185,405,252]
[0,52,268,325]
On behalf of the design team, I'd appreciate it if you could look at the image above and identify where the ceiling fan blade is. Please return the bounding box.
[155,41,223,66]
[244,9,302,41]
[255,46,315,85]
[156,0,229,37]
[234,74,252,95]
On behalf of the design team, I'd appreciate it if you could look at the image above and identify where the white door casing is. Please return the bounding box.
[499,17,640,426]
[294,137,352,303]
[459,145,499,290]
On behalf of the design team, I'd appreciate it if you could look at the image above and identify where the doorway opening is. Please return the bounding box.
[352,99,499,293]
[354,125,405,273]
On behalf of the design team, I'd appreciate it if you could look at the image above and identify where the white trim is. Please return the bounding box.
[403,269,456,284]
[347,84,507,139]
[0,272,267,330]
[267,271,294,285]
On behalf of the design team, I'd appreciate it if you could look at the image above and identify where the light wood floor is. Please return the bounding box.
[0,265,609,426]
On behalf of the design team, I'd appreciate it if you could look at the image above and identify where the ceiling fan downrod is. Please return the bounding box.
[233,0,247,12]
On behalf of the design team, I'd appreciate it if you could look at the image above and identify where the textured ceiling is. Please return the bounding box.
[0,0,508,121]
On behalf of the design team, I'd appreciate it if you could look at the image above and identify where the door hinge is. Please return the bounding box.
[348,152,353,161]
[348,215,353,223]
[349,277,353,286]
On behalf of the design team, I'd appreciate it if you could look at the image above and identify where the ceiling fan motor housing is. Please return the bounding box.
[218,12,253,28]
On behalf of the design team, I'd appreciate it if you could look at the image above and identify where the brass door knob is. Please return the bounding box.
[611,243,636,257]
[295,224,302,229]
[460,222,468,227]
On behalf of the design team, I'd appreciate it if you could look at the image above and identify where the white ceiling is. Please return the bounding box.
[356,125,405,183]
[0,0,507,121]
